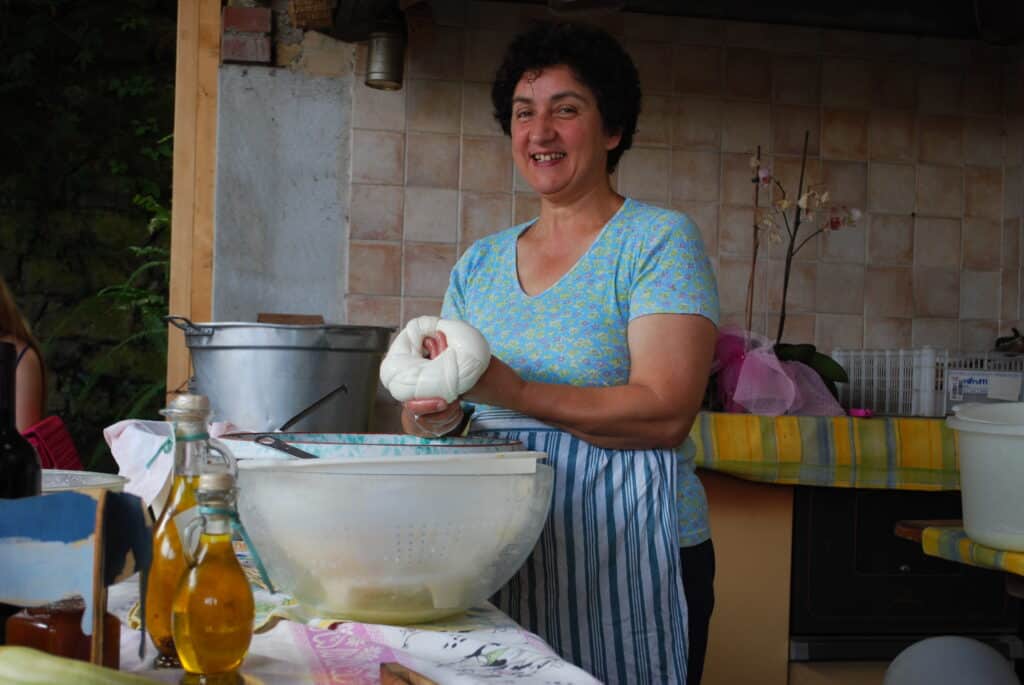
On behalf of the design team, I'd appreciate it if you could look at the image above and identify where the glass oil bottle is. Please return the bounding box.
[172,471,254,682]
[145,393,235,667]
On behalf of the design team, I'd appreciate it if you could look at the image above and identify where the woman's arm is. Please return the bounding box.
[15,346,44,432]
[465,313,717,450]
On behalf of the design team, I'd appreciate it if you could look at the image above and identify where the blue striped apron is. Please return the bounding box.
[473,408,689,684]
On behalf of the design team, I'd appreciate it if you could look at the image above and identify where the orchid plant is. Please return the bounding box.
[745,131,862,346]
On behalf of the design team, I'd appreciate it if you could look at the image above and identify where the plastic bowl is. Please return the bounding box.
[221,432,524,460]
[236,458,553,624]
[41,470,128,493]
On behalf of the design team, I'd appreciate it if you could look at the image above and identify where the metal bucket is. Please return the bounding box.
[168,317,394,433]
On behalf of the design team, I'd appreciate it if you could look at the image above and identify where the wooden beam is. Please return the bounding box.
[168,0,220,396]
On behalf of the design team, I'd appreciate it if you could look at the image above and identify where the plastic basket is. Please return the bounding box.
[831,348,1024,417]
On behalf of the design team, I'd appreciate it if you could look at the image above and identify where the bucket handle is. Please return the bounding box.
[277,383,348,432]
[165,315,215,337]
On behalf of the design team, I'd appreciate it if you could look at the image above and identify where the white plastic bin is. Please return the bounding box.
[946,403,1024,551]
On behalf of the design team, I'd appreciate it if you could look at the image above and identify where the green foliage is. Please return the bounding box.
[1,0,176,471]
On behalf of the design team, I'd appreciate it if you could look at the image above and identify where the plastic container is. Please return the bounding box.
[221,432,523,460]
[946,403,1024,551]
[41,470,127,493]
[236,456,553,624]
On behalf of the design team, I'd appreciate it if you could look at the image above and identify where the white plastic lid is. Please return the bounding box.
[946,402,1024,436]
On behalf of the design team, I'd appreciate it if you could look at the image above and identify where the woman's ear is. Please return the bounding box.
[604,128,622,151]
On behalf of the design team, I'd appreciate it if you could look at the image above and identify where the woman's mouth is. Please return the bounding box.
[531,152,566,163]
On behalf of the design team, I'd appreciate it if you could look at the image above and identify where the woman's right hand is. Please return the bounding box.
[399,329,465,437]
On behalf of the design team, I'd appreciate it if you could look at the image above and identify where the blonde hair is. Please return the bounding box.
[0,276,47,411]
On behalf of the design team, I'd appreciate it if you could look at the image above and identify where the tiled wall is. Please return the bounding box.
[344,0,1024,353]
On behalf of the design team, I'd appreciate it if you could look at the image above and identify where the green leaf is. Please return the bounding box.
[773,342,816,364]
[806,351,850,384]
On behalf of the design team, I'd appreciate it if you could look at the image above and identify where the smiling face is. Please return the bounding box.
[510,64,621,202]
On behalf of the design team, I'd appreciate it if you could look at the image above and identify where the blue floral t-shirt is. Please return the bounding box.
[441,198,720,546]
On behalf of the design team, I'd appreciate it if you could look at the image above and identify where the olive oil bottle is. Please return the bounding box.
[172,471,253,681]
[144,393,234,667]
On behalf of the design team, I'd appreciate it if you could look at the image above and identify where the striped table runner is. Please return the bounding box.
[921,526,1024,576]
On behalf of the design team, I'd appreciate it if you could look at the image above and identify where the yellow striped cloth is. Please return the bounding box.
[921,526,1024,576]
[691,411,960,490]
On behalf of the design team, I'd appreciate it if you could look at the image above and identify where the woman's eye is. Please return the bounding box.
[556,106,577,116]
[514,109,532,120]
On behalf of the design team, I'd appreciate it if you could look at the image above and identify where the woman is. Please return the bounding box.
[403,22,718,684]
[0,277,45,432]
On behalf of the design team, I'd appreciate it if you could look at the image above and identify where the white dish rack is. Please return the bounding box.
[831,347,1024,417]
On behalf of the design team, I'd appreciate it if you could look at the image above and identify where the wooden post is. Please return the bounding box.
[167,0,220,396]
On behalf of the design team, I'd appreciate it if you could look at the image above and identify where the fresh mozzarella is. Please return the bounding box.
[379,316,491,403]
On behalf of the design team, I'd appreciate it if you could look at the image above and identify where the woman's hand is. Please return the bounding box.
[399,330,465,437]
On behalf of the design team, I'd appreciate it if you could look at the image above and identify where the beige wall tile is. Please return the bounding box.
[403,187,459,243]
[348,241,402,295]
[864,266,913,317]
[1005,219,1021,269]
[822,109,868,160]
[869,214,914,265]
[401,297,444,325]
[964,166,1002,221]
[765,259,816,313]
[874,62,916,109]
[463,29,512,82]
[460,192,511,245]
[821,160,867,208]
[466,2,520,29]
[870,110,916,163]
[461,137,512,192]
[717,256,761,313]
[624,12,676,42]
[773,105,820,156]
[673,96,722,149]
[963,217,1001,270]
[407,80,462,134]
[868,163,915,214]
[1002,268,1019,321]
[1007,120,1024,166]
[918,115,963,165]
[864,317,912,349]
[513,193,540,226]
[916,165,963,218]
[912,318,959,348]
[671,149,720,203]
[772,156,822,204]
[404,242,457,297]
[721,153,761,207]
[772,55,820,105]
[717,205,755,257]
[766,313,816,344]
[821,221,866,263]
[914,217,961,267]
[346,295,401,327]
[722,101,771,153]
[673,45,722,95]
[619,147,671,202]
[672,17,726,46]
[814,263,863,314]
[462,81,503,136]
[822,58,873,108]
[674,201,719,255]
[1004,166,1022,219]
[815,313,863,350]
[913,267,960,317]
[820,30,867,58]
[917,65,964,115]
[352,129,404,185]
[407,25,464,80]
[865,34,917,61]
[959,320,998,352]
[350,184,404,241]
[633,95,673,147]
[918,37,967,66]
[960,269,1001,319]
[725,49,771,101]
[964,117,1004,167]
[405,133,460,189]
[352,82,406,131]
[963,66,1003,117]
[629,41,674,95]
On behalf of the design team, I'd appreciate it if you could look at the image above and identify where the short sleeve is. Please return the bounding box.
[629,212,720,325]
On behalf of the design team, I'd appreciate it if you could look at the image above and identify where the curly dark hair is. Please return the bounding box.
[491,21,642,174]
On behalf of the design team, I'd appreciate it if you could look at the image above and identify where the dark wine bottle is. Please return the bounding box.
[0,341,40,499]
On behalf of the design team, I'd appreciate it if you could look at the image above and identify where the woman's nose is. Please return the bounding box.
[528,113,556,142]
